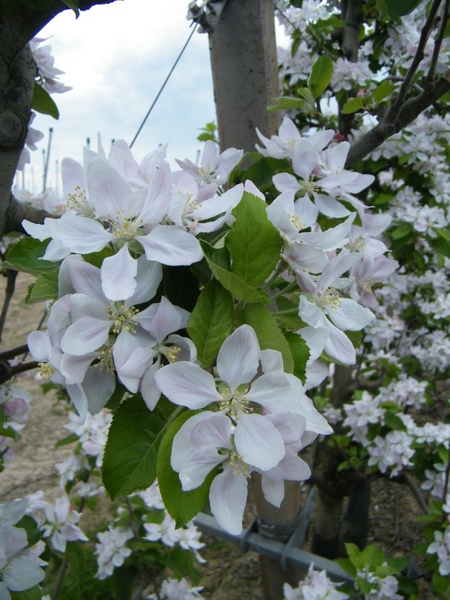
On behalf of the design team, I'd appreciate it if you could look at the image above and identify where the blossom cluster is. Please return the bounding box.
[18,112,398,536]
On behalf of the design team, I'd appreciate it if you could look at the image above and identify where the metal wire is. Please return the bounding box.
[129,23,198,148]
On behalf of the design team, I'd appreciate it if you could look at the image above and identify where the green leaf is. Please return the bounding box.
[227,192,282,287]
[10,587,42,600]
[163,265,200,312]
[237,304,294,373]
[157,411,215,527]
[102,396,167,499]
[428,234,450,259]
[363,544,385,570]
[61,0,79,16]
[384,411,406,431]
[188,280,234,367]
[341,97,365,114]
[235,157,290,190]
[384,0,424,19]
[372,80,396,103]
[111,565,136,600]
[25,269,59,304]
[31,83,59,119]
[15,515,43,547]
[267,96,305,112]
[201,241,269,304]
[284,332,309,384]
[4,237,59,275]
[55,433,79,448]
[307,54,333,98]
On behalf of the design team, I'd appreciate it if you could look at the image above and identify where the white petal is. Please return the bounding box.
[247,372,298,412]
[154,362,218,409]
[6,556,44,591]
[327,298,374,331]
[171,411,217,473]
[209,468,248,536]
[61,317,111,355]
[234,413,285,470]
[139,226,203,266]
[216,325,259,391]
[101,245,138,301]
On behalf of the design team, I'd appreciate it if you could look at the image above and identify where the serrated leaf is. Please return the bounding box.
[237,304,294,373]
[227,192,282,286]
[201,241,269,304]
[102,396,167,499]
[32,83,59,119]
[307,54,333,98]
[363,544,385,569]
[25,269,59,304]
[157,411,215,527]
[284,332,309,384]
[384,0,423,19]
[4,237,59,275]
[188,280,233,367]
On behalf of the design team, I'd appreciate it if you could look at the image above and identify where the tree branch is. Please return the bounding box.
[346,70,450,167]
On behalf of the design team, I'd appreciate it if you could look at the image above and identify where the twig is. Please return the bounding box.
[0,344,29,361]
[426,0,450,83]
[0,269,17,342]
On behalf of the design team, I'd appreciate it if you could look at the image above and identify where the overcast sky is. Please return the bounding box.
[20,0,288,195]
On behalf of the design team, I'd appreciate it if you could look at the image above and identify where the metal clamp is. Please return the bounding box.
[187,0,229,33]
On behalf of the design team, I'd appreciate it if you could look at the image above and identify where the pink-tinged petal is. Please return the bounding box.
[69,293,106,322]
[247,372,298,412]
[27,331,51,361]
[324,321,356,365]
[166,334,197,362]
[326,298,374,331]
[61,317,111,355]
[299,296,323,328]
[144,296,184,341]
[294,394,333,435]
[60,352,97,384]
[244,180,265,199]
[305,360,329,390]
[201,140,220,169]
[286,243,327,273]
[107,139,139,180]
[294,194,319,226]
[139,161,172,224]
[318,252,362,292]
[56,211,115,253]
[234,413,285,470]
[66,255,106,301]
[259,349,284,373]
[265,413,306,445]
[209,467,248,535]
[191,413,233,449]
[83,366,116,413]
[180,448,224,491]
[313,193,351,218]
[171,411,217,473]
[217,325,260,391]
[141,358,162,410]
[139,226,203,265]
[114,342,154,393]
[292,139,320,180]
[298,214,355,250]
[309,129,335,151]
[62,157,86,197]
[101,244,138,301]
[260,475,285,508]
[273,172,300,194]
[87,159,136,218]
[297,326,329,363]
[154,362,218,409]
